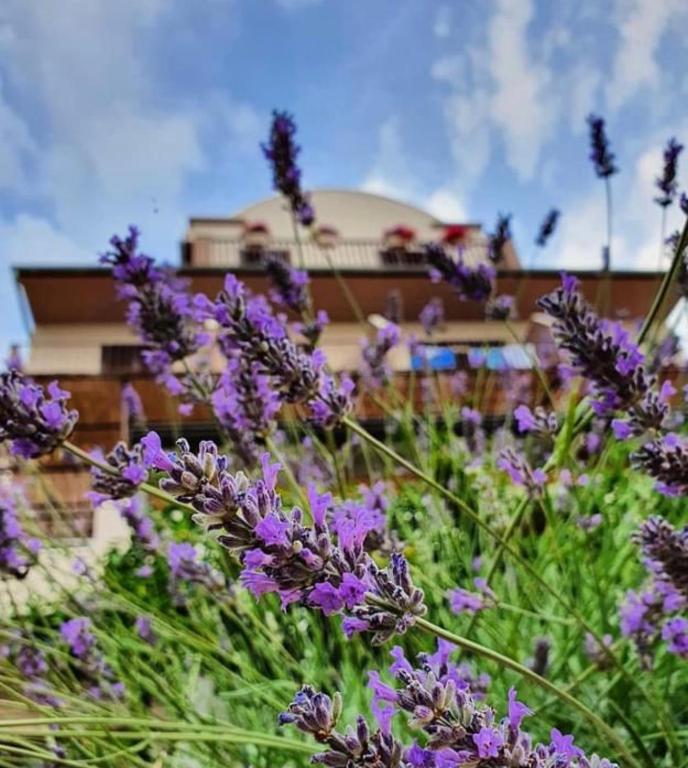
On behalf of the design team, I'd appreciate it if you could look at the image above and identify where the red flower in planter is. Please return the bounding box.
[442,224,469,245]
[244,221,271,236]
[384,225,416,244]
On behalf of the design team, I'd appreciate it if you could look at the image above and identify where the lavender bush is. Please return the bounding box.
[0,109,686,768]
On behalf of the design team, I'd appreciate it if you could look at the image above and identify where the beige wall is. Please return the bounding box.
[25,319,529,376]
[26,323,139,376]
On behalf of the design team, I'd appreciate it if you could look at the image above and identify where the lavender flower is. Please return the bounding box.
[655,138,683,208]
[3,634,60,708]
[587,114,617,178]
[631,433,688,496]
[538,275,665,435]
[310,374,355,429]
[88,441,148,504]
[166,541,225,603]
[285,645,617,768]
[489,213,512,264]
[119,496,160,553]
[0,494,41,579]
[361,323,401,387]
[449,578,496,616]
[147,443,425,643]
[497,449,547,495]
[265,254,311,315]
[583,632,613,669]
[0,372,78,459]
[135,616,156,645]
[121,382,145,424]
[212,274,325,403]
[419,298,444,336]
[513,404,557,437]
[262,111,314,226]
[426,244,494,302]
[485,293,515,321]
[60,617,124,700]
[635,517,688,599]
[5,344,22,372]
[211,359,281,466]
[535,209,560,247]
[102,227,205,393]
[620,517,687,664]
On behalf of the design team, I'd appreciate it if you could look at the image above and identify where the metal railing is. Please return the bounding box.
[187,238,490,271]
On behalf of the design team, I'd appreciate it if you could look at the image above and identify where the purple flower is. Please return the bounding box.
[140,431,175,472]
[213,274,325,405]
[89,441,148,503]
[631,434,688,497]
[655,137,683,208]
[662,616,688,657]
[485,293,515,321]
[103,228,202,384]
[473,726,503,758]
[284,647,617,768]
[309,374,355,429]
[419,298,444,336]
[550,728,584,761]
[0,493,41,579]
[489,213,512,264]
[539,277,665,436]
[121,382,145,423]
[265,254,311,316]
[60,618,96,661]
[426,244,494,302]
[360,323,401,388]
[513,404,557,436]
[119,497,160,553]
[135,616,156,645]
[498,449,547,495]
[0,372,78,458]
[587,114,617,178]
[309,582,345,615]
[535,208,560,247]
[261,111,315,226]
[507,687,531,730]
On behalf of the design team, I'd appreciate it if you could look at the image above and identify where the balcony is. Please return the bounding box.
[184,237,490,271]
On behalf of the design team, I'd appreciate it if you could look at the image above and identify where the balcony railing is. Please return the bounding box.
[186,238,490,271]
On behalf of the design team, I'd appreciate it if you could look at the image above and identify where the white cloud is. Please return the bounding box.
[568,64,602,132]
[424,188,468,222]
[487,0,555,180]
[0,214,91,266]
[433,5,452,39]
[606,0,687,111]
[0,77,35,193]
[544,127,688,272]
[432,0,558,184]
[361,117,417,200]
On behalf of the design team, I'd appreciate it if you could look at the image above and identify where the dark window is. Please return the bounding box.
[379,248,427,267]
[240,248,291,267]
[102,345,146,376]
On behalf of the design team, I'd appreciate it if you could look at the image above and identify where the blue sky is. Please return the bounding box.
[1,0,688,354]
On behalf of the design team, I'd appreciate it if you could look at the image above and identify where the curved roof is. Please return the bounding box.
[233,188,460,240]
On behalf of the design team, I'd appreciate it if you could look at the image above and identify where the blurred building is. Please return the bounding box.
[10,188,675,532]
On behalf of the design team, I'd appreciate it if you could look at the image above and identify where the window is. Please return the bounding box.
[379,248,427,267]
[101,345,146,376]
[240,248,291,267]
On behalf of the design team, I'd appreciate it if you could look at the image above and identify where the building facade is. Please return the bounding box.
[9,188,675,550]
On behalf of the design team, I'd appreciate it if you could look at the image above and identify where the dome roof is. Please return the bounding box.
[233,188,465,240]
